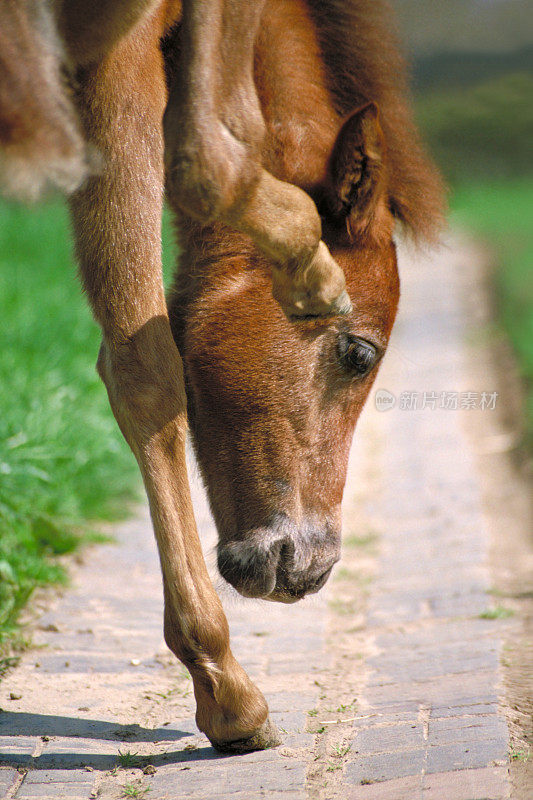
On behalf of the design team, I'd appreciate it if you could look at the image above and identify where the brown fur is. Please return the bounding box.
[2,0,443,752]
[0,0,88,199]
[306,0,446,241]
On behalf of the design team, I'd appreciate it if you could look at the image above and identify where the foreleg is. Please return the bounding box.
[164,0,351,317]
[70,22,278,752]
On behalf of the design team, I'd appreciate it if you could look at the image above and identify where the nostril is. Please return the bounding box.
[217,532,285,598]
[217,523,340,601]
[276,540,295,575]
[274,542,339,599]
[310,564,334,592]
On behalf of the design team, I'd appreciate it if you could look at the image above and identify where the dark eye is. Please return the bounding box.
[338,334,379,377]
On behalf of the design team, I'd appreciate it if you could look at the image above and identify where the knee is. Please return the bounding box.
[164,121,262,223]
[96,333,186,445]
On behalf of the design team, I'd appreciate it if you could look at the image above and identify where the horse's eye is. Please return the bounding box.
[338,334,378,377]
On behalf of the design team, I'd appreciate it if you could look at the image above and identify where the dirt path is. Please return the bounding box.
[1,238,531,799]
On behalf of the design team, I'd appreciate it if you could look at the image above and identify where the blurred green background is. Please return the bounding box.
[0,0,532,653]
[395,0,533,439]
[0,204,176,656]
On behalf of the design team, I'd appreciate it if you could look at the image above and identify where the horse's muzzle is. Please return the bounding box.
[217,520,341,602]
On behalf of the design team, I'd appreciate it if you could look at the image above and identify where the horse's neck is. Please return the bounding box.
[256,0,341,191]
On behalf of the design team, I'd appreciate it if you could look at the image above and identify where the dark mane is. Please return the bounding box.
[307,0,446,242]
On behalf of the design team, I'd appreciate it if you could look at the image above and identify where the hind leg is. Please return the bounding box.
[57,0,159,65]
[0,0,88,200]
[70,21,278,752]
[164,0,351,317]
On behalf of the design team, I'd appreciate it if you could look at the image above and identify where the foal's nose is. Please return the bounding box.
[217,520,341,602]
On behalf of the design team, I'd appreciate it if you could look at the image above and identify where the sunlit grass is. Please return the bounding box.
[0,198,177,646]
[451,179,533,443]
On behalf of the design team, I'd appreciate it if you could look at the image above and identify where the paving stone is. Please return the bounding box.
[345,749,426,784]
[0,737,37,766]
[261,635,322,655]
[428,715,508,746]
[19,771,95,785]
[422,766,510,800]
[267,658,321,675]
[347,774,423,800]
[367,672,497,709]
[33,655,135,674]
[219,794,306,800]
[163,718,200,737]
[0,768,18,796]
[15,769,94,800]
[368,642,499,684]
[15,786,93,800]
[430,701,499,718]
[267,693,315,713]
[350,723,425,755]
[280,733,312,749]
[208,794,306,800]
[270,711,306,733]
[221,747,281,765]
[147,759,306,797]
[426,740,508,774]
[35,737,119,769]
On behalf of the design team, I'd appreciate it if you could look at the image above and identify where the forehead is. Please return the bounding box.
[177,227,399,355]
[330,237,399,334]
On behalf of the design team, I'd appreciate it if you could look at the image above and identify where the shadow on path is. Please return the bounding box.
[0,711,189,742]
[0,711,235,771]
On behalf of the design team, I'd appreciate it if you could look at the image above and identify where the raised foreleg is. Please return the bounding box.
[163,0,351,317]
[70,20,278,752]
[57,0,160,66]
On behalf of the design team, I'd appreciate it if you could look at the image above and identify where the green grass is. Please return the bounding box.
[0,199,174,648]
[416,64,533,447]
[510,748,531,762]
[450,179,533,442]
[416,72,533,184]
[117,750,143,769]
[0,199,178,648]
[121,783,151,799]
[478,605,515,621]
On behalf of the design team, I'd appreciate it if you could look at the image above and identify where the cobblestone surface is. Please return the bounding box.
[0,240,524,798]
[341,242,516,799]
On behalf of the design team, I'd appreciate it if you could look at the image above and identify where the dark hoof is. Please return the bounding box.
[287,289,353,320]
[209,718,281,754]
[331,289,353,316]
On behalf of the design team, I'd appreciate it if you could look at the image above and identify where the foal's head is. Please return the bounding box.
[169,104,407,602]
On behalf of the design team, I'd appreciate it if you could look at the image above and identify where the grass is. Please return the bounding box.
[343,531,378,550]
[510,748,530,762]
[416,73,533,184]
[121,783,151,799]
[0,199,177,649]
[478,605,515,620]
[117,750,143,769]
[331,743,351,759]
[450,179,533,443]
[416,69,533,444]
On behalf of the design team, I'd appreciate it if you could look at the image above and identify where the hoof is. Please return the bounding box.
[209,718,281,754]
[288,288,353,319]
[272,240,352,319]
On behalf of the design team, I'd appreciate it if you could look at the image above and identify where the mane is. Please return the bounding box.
[306,0,446,242]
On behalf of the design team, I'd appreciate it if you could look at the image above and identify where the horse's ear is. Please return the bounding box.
[328,102,388,239]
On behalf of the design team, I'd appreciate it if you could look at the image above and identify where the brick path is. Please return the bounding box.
[0,240,526,798]
[340,241,515,799]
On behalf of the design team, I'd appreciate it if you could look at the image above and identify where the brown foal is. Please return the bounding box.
[0,0,443,751]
